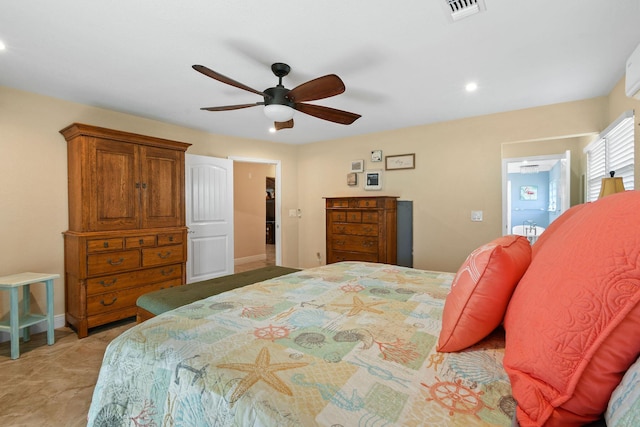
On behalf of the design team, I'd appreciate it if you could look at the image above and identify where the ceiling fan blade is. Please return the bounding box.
[193,65,269,98]
[287,74,345,102]
[295,103,361,125]
[200,103,261,111]
[274,120,294,131]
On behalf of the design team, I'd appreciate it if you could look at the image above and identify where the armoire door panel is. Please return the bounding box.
[92,139,139,230]
[141,146,184,229]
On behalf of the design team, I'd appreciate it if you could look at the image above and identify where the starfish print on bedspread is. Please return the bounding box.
[217,347,308,405]
[331,296,385,316]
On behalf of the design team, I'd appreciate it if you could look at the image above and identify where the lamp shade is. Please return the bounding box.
[264,104,295,122]
[599,177,625,199]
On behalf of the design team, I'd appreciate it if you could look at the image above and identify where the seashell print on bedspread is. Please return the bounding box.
[88,261,514,426]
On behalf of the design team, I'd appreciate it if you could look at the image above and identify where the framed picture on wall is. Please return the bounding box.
[520,185,538,200]
[350,159,364,173]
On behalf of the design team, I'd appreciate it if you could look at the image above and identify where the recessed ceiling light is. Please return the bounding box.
[465,82,478,92]
[269,127,276,133]
[0,40,6,51]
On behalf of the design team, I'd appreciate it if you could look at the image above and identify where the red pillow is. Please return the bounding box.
[531,202,588,259]
[437,235,531,352]
[504,191,640,426]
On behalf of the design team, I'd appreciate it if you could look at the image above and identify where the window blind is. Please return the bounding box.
[584,111,635,202]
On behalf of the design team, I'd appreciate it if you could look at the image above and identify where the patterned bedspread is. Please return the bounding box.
[88,262,514,426]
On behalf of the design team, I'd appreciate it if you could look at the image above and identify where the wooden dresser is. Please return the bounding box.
[325,196,398,265]
[61,123,191,337]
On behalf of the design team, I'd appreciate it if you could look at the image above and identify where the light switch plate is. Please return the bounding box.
[471,210,483,221]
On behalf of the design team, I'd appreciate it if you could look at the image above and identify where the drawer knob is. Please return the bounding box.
[337,226,345,233]
[158,251,172,259]
[98,278,117,287]
[160,268,174,276]
[107,258,124,266]
[335,240,345,246]
[364,227,373,232]
[139,239,144,245]
[169,236,174,242]
[103,242,109,248]
[363,241,374,247]
[100,297,117,306]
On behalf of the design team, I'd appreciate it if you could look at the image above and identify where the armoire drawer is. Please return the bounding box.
[86,279,182,316]
[142,244,184,267]
[125,235,157,248]
[87,250,141,276]
[86,263,183,295]
[158,232,183,246]
[87,238,124,253]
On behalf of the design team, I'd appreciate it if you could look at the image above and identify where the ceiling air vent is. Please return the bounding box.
[445,0,486,21]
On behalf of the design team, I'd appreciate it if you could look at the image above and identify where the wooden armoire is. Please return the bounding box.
[325,196,398,264]
[61,123,191,337]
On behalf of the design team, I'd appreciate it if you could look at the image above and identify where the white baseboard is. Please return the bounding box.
[234,253,266,265]
[0,314,66,343]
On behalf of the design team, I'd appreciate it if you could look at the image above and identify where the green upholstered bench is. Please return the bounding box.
[136,266,300,322]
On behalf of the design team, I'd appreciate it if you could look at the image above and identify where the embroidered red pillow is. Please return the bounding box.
[504,191,640,426]
[437,235,531,352]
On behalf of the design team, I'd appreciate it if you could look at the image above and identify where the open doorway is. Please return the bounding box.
[502,151,570,243]
[229,156,282,272]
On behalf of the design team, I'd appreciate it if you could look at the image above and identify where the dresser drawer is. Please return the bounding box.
[361,211,378,223]
[332,223,378,236]
[142,244,184,267]
[346,211,362,222]
[86,263,183,295]
[87,238,124,253]
[357,199,379,208]
[327,199,349,208]
[331,236,378,253]
[158,232,183,246]
[86,279,183,316]
[87,250,140,276]
[125,235,157,249]
[329,251,378,263]
[331,211,347,222]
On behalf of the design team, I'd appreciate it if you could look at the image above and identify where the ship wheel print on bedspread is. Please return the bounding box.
[421,376,493,418]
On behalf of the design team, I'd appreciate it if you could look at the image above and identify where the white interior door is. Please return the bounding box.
[185,154,234,283]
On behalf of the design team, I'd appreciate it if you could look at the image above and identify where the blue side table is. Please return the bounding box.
[0,272,58,359]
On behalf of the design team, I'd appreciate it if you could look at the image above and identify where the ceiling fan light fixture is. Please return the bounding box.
[264,104,295,122]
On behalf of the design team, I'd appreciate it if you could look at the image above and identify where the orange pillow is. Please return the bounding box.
[437,235,531,352]
[504,191,640,427]
[531,202,588,259]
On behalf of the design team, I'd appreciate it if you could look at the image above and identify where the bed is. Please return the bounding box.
[88,261,514,426]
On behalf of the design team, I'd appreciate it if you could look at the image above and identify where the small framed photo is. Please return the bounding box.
[385,153,415,170]
[371,150,383,162]
[364,170,382,191]
[350,159,364,173]
[347,172,358,186]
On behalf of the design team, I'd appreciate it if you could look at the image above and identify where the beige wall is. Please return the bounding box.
[296,97,609,272]
[1,76,638,325]
[0,86,299,323]
[234,162,273,261]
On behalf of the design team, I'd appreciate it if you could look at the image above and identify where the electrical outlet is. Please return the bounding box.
[471,210,483,222]
[289,209,297,217]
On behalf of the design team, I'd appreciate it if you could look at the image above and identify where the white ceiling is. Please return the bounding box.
[1,1,639,145]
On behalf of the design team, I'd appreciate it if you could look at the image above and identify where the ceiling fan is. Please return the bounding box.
[192,63,361,131]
